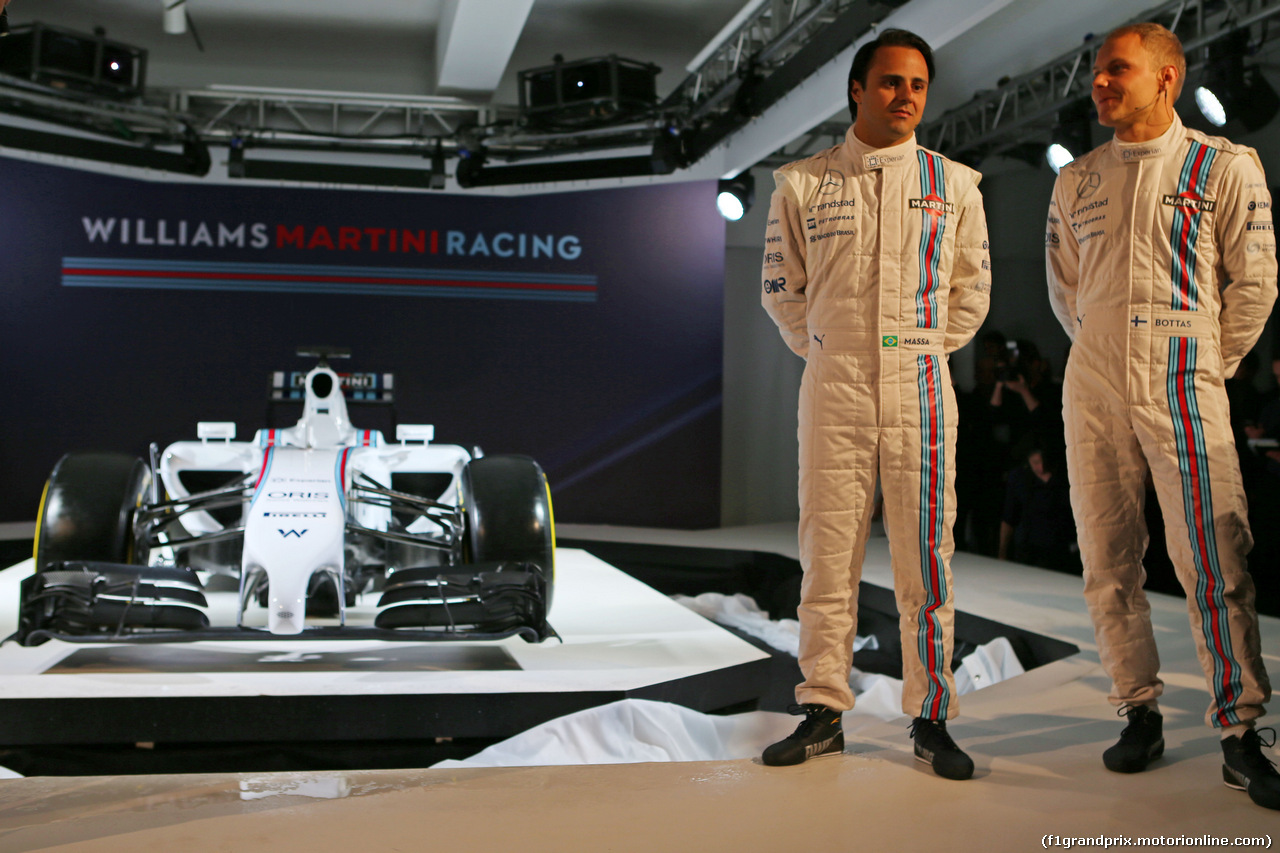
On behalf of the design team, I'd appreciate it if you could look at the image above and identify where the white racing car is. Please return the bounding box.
[16,348,556,645]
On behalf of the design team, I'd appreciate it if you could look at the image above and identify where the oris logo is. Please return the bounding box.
[267,491,329,500]
[763,277,788,293]
[765,251,785,264]
[1045,232,1060,246]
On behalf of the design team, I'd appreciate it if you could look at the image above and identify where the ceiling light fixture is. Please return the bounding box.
[716,172,754,221]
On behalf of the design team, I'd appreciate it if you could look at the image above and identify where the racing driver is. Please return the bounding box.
[760,28,991,779]
[1046,22,1279,810]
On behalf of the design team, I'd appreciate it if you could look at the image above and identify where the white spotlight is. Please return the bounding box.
[1195,86,1227,127]
[1046,143,1075,175]
[716,172,755,222]
[717,190,746,221]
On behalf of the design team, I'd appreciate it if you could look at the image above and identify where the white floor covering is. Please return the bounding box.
[1,522,1278,851]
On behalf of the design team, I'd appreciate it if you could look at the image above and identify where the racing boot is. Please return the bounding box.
[910,717,974,780]
[1221,727,1280,811]
[1103,704,1164,773]
[762,703,843,766]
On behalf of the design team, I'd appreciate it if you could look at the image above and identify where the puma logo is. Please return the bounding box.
[805,736,837,758]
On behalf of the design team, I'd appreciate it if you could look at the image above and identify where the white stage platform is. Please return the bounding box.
[1,523,1278,851]
[0,548,770,745]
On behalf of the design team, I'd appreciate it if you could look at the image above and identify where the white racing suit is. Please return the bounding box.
[1046,114,1275,728]
[762,128,991,716]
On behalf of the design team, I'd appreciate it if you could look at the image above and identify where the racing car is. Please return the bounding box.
[15,349,556,645]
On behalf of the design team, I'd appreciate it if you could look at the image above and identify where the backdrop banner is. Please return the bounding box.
[0,156,725,527]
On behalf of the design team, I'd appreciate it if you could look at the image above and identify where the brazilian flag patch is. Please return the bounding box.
[882,336,898,348]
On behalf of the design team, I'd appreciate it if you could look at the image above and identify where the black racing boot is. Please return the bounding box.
[910,717,974,780]
[762,703,844,766]
[1103,704,1164,773]
[1222,727,1280,811]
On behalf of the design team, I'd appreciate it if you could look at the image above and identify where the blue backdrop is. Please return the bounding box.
[0,156,726,527]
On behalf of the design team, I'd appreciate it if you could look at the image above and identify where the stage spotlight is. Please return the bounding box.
[716,172,754,222]
[1195,86,1227,127]
[1045,143,1075,174]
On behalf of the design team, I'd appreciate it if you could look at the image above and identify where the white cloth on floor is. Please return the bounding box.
[671,592,877,658]
[432,699,797,768]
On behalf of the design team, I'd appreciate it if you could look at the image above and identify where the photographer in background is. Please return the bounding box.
[987,338,1065,470]
[1,0,12,37]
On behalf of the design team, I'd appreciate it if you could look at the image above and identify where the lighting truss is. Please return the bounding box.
[0,0,907,185]
[917,0,1280,164]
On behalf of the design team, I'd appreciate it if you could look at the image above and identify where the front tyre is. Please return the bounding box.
[461,455,555,610]
[34,453,150,570]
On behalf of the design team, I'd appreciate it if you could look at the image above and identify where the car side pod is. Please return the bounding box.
[16,561,208,646]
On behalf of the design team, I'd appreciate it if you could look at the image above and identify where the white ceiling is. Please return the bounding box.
[8,0,752,102]
[2,0,1168,185]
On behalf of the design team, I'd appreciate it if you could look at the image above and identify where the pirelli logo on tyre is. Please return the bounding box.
[882,336,899,348]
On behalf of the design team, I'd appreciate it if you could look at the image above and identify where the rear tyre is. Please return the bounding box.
[34,453,150,570]
[461,455,555,610]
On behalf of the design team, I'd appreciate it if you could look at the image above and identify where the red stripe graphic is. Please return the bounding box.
[253,446,273,491]
[1173,341,1237,722]
[1174,145,1210,309]
[922,356,945,718]
[62,267,596,294]
[921,157,940,328]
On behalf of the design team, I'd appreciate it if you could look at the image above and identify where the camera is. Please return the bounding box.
[996,341,1020,383]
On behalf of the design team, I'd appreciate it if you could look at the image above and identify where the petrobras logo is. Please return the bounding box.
[909,196,954,216]
[1162,192,1216,213]
[763,276,788,294]
[806,218,817,230]
[262,511,327,518]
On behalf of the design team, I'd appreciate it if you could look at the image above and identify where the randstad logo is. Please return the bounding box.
[882,336,899,348]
